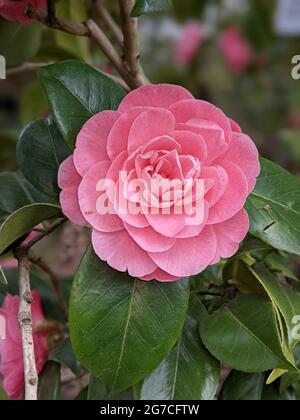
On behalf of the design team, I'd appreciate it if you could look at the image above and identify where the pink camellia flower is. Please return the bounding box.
[0,0,47,25]
[58,84,260,282]
[176,22,204,65]
[0,292,49,400]
[219,26,252,72]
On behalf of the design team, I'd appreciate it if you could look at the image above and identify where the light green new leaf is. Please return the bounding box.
[39,60,125,148]
[69,246,190,393]
[0,204,62,255]
[17,118,71,198]
[246,158,300,256]
[200,295,294,373]
[249,263,300,350]
[135,314,219,400]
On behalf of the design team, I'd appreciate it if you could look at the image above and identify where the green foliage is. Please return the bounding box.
[69,246,190,394]
[39,60,125,148]
[17,118,71,198]
[247,158,300,256]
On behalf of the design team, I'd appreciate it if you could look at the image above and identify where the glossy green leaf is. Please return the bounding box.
[69,246,190,393]
[39,60,125,148]
[49,338,82,376]
[249,263,300,350]
[0,171,50,215]
[38,362,61,400]
[200,295,293,373]
[246,158,300,256]
[17,118,71,198]
[0,18,42,67]
[88,377,133,400]
[135,314,219,400]
[220,371,265,400]
[131,0,172,17]
[0,204,62,255]
[55,0,91,62]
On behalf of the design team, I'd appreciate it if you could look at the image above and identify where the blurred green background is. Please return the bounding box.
[0,0,300,175]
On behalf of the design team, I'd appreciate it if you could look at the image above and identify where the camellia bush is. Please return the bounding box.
[0,0,300,401]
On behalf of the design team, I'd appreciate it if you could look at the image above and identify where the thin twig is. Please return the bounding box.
[29,255,68,320]
[24,218,67,250]
[95,0,123,45]
[14,249,38,401]
[7,62,53,77]
[119,0,148,86]
[86,19,139,89]
[25,5,90,36]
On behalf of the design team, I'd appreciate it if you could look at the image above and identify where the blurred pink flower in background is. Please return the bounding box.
[0,0,47,25]
[175,22,205,65]
[0,292,49,400]
[219,26,252,72]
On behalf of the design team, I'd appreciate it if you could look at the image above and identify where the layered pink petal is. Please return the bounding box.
[107,107,151,160]
[78,161,123,232]
[207,162,248,224]
[141,268,180,282]
[128,108,176,154]
[125,223,175,252]
[74,111,120,176]
[169,100,232,144]
[220,132,260,192]
[92,229,157,277]
[118,84,194,112]
[211,209,249,264]
[149,226,216,277]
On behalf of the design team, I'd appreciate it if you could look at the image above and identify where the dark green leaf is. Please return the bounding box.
[220,371,265,400]
[135,314,219,400]
[49,338,82,376]
[0,204,62,255]
[39,60,125,148]
[88,376,133,400]
[38,362,61,400]
[200,295,294,373]
[0,171,50,215]
[17,118,71,198]
[69,246,190,393]
[131,0,172,17]
[246,158,300,256]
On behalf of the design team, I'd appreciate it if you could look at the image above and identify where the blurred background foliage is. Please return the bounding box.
[0,0,300,176]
